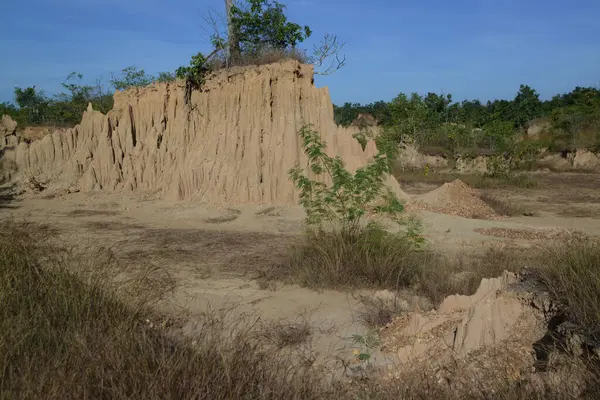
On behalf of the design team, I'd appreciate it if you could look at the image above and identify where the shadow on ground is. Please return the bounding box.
[0,184,18,210]
[106,227,298,280]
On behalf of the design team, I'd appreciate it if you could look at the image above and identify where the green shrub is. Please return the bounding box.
[285,124,425,290]
[289,124,404,231]
[110,66,155,91]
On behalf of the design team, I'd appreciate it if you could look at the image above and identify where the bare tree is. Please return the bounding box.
[200,7,228,66]
[308,34,347,76]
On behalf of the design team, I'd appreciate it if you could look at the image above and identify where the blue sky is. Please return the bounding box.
[1,0,599,105]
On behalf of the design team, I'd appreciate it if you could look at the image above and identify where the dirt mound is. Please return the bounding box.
[408,179,498,220]
[380,271,546,378]
[8,60,406,205]
[377,271,598,396]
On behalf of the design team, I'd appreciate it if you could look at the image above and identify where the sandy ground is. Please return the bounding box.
[1,171,600,375]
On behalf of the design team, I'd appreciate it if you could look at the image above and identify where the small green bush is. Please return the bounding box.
[286,124,424,290]
[289,124,404,231]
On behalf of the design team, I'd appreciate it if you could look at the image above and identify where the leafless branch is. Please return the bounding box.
[201,8,227,37]
[200,7,228,51]
[308,34,347,76]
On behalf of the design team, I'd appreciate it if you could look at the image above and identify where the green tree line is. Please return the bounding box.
[0,67,174,128]
[334,85,600,153]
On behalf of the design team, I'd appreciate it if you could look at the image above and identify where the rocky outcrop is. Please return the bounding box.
[1,115,19,183]
[455,155,489,174]
[572,149,600,170]
[526,118,550,140]
[9,60,406,204]
[394,143,448,171]
[537,149,600,172]
[455,149,600,174]
[1,115,17,139]
[383,271,545,366]
[350,113,377,128]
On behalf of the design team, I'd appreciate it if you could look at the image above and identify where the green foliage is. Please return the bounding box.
[511,140,546,170]
[485,155,511,178]
[351,331,381,363]
[479,119,515,151]
[333,101,391,126]
[387,92,431,140]
[156,71,176,83]
[352,126,376,151]
[287,126,426,292]
[176,52,210,88]
[13,87,49,125]
[110,66,155,91]
[289,124,403,229]
[513,84,542,129]
[176,53,212,106]
[8,74,114,127]
[231,0,312,57]
[334,84,600,158]
[0,102,18,122]
[52,73,113,124]
[547,87,600,150]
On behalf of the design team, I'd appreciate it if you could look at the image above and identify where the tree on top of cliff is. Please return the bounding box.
[199,1,345,74]
[230,0,312,58]
[176,0,345,101]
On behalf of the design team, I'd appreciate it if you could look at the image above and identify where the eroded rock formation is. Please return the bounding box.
[8,60,406,204]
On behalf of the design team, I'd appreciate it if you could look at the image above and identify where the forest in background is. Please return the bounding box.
[334,85,600,155]
[2,70,598,157]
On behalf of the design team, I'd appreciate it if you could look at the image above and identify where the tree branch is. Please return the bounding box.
[308,34,347,76]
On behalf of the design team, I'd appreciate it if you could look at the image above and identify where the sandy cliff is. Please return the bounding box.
[9,60,405,204]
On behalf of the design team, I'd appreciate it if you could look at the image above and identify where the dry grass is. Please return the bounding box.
[207,48,308,70]
[258,318,313,349]
[66,209,120,217]
[85,220,146,231]
[0,221,331,400]
[126,228,294,279]
[358,294,412,329]
[276,223,536,306]
[2,220,600,399]
[417,246,532,305]
[558,206,599,218]
[281,224,423,290]
[203,214,239,224]
[533,239,600,346]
